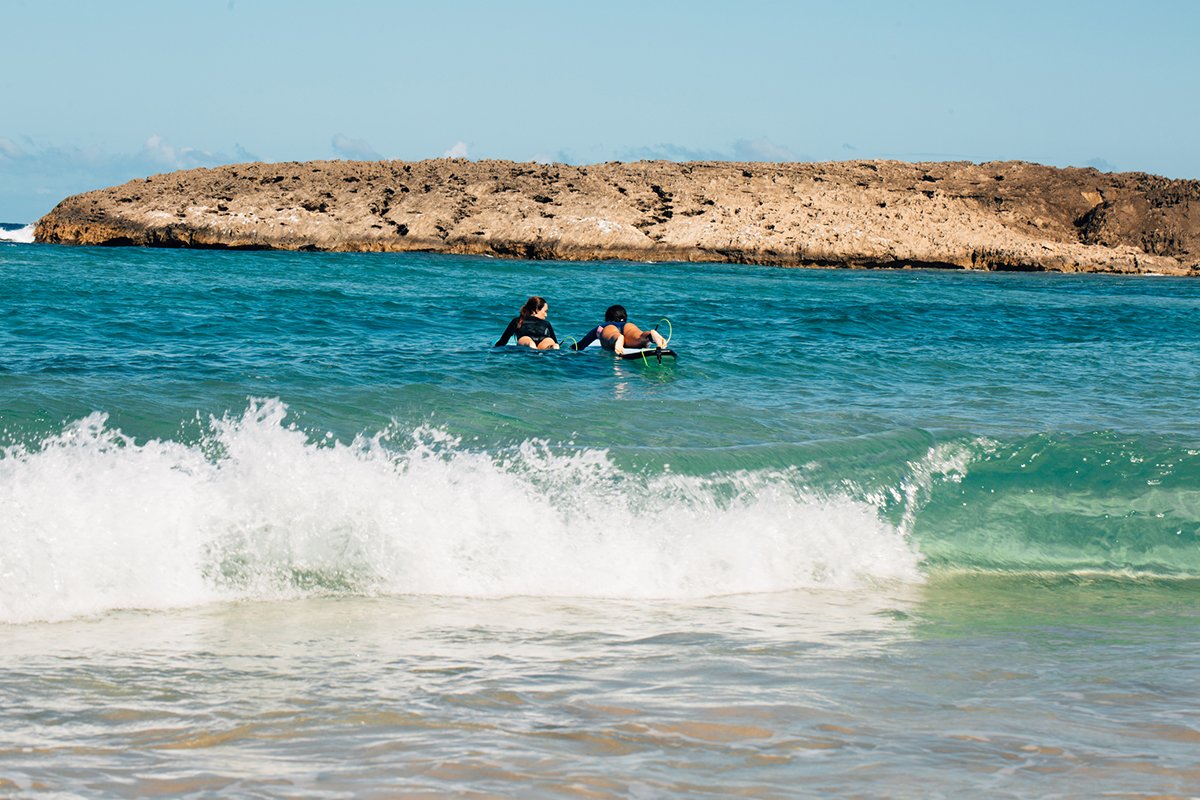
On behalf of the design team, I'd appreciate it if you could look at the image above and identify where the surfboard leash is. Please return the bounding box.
[654,317,673,348]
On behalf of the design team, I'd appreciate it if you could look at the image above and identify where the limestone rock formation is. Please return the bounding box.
[34,159,1200,275]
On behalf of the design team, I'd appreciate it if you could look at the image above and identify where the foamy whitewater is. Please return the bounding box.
[0,222,35,244]
[1,399,920,624]
[1,242,1198,796]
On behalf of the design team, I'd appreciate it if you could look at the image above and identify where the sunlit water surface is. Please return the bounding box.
[2,243,1199,796]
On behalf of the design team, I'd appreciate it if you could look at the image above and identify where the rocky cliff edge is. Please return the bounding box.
[34,159,1200,275]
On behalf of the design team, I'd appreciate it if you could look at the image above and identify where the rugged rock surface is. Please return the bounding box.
[35,159,1200,275]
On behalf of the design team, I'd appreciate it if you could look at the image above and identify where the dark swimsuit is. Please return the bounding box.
[570,321,628,350]
[495,316,557,346]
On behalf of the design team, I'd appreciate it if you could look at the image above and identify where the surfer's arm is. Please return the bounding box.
[494,318,520,347]
[571,326,600,351]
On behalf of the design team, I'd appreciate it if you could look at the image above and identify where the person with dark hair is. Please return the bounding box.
[569,304,666,355]
[495,295,559,349]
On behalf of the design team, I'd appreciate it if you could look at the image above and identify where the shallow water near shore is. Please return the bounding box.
[2,580,1197,797]
[2,243,1199,796]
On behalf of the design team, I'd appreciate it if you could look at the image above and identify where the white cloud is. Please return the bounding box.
[620,142,725,162]
[0,137,26,159]
[0,134,259,221]
[331,133,382,161]
[620,137,803,164]
[879,150,973,161]
[730,138,797,162]
[140,134,234,169]
[442,141,470,159]
[142,134,176,165]
[530,148,586,165]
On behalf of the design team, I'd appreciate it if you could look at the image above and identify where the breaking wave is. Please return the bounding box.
[5,399,1197,624]
[0,399,920,624]
[0,223,35,244]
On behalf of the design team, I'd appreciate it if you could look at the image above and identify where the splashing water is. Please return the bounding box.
[0,223,35,244]
[0,399,921,623]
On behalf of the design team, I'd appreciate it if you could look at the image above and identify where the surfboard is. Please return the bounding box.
[581,341,677,362]
[618,347,677,362]
[501,341,677,362]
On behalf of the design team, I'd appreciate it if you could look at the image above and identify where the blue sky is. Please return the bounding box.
[2,0,1197,220]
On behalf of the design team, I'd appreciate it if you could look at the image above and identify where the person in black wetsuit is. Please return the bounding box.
[495,295,559,349]
[569,304,666,355]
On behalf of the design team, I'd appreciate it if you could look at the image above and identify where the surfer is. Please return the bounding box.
[495,296,559,349]
[569,305,667,355]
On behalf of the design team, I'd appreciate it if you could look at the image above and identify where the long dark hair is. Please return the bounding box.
[518,296,547,329]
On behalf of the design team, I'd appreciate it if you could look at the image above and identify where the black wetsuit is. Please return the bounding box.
[570,321,627,351]
[495,316,557,346]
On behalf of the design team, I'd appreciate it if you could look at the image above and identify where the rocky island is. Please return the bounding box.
[34,159,1200,275]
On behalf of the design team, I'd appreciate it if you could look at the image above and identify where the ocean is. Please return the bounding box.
[1,240,1198,797]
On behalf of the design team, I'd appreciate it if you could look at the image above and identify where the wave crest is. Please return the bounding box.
[0,399,920,624]
[0,223,35,244]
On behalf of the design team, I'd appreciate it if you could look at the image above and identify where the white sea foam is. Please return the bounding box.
[0,224,35,244]
[0,399,922,624]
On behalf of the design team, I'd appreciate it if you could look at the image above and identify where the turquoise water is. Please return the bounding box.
[2,242,1198,795]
